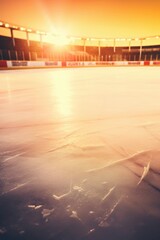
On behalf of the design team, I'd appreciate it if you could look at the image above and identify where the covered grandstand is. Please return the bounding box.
[0,20,160,62]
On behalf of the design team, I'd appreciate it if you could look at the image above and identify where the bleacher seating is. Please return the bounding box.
[0,35,160,61]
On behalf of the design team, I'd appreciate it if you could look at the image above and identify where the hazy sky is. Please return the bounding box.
[0,0,160,38]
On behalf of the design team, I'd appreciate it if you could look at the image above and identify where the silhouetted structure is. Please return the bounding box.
[0,35,160,61]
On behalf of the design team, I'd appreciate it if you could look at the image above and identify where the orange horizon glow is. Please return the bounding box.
[0,0,160,44]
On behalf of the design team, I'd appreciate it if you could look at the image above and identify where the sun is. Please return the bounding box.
[48,27,72,46]
[53,35,71,46]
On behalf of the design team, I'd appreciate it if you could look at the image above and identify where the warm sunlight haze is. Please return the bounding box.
[0,0,160,41]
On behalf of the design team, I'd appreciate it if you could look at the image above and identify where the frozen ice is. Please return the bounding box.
[1,67,160,240]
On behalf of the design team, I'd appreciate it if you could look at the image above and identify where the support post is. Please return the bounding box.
[82,38,86,61]
[129,39,131,52]
[139,39,143,61]
[26,32,30,47]
[113,39,116,53]
[98,40,101,61]
[10,28,15,47]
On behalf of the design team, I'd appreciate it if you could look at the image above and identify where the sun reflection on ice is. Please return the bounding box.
[52,70,73,119]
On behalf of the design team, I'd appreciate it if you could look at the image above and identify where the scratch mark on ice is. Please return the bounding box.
[137,161,150,186]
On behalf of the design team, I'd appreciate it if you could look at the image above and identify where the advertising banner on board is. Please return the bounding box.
[7,61,28,67]
[45,61,62,67]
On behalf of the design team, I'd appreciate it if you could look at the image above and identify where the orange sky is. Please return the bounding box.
[0,0,160,39]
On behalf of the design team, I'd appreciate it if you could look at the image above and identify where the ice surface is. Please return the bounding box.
[0,67,160,240]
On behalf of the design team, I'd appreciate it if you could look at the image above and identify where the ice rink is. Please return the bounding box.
[0,66,160,240]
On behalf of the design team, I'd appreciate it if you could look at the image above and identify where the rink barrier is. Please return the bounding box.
[0,60,7,68]
[0,60,160,69]
[45,61,62,67]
